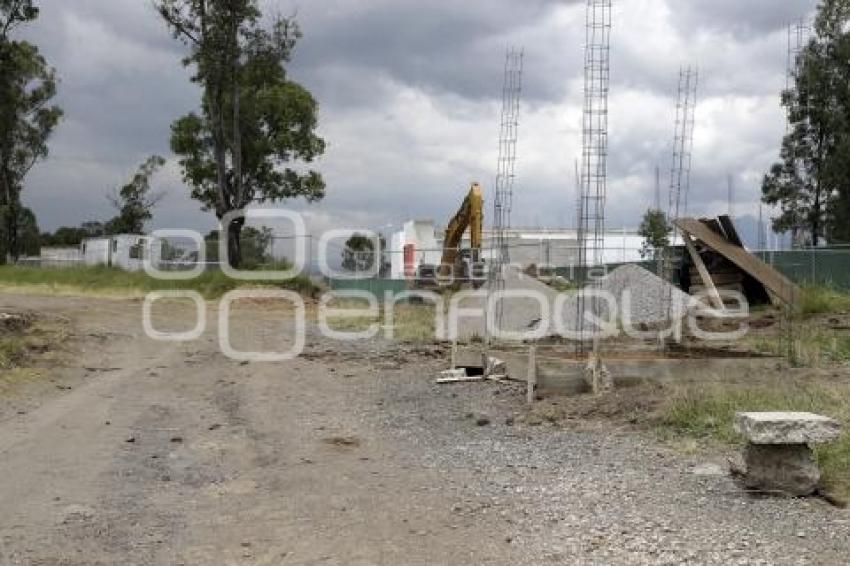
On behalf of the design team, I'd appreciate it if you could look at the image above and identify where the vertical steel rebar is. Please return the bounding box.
[662,66,698,329]
[576,0,612,351]
[487,46,524,342]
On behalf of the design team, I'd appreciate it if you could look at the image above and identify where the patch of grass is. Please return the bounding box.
[740,322,850,368]
[0,334,26,368]
[0,265,319,299]
[795,332,850,367]
[389,303,438,342]
[320,297,379,333]
[798,284,850,316]
[0,314,69,395]
[547,278,580,292]
[322,299,439,343]
[0,368,43,394]
[659,379,850,498]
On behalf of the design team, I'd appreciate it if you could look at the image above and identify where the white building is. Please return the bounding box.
[32,247,82,268]
[389,220,442,280]
[388,220,663,280]
[81,234,161,271]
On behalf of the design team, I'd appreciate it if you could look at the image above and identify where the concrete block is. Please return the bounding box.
[440,369,467,379]
[735,412,842,445]
[743,443,820,496]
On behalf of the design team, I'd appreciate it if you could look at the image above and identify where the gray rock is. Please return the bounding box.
[734,412,842,445]
[692,463,725,477]
[475,416,491,427]
[742,443,820,497]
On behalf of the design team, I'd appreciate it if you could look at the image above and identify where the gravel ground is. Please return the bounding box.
[370,370,850,565]
[0,292,848,565]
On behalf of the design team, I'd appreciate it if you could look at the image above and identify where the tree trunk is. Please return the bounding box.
[231,16,243,209]
[812,179,822,248]
[1,168,15,263]
[227,216,243,269]
[206,77,229,218]
[6,198,18,263]
[198,0,229,220]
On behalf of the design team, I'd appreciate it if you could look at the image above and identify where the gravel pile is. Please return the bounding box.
[594,263,694,326]
[456,265,694,340]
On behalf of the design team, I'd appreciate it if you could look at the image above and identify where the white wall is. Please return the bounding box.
[81,235,162,271]
[388,222,681,278]
[390,231,405,280]
[389,220,441,279]
[41,247,82,262]
[82,238,111,266]
[409,220,441,267]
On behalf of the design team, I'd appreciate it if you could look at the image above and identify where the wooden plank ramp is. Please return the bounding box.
[675,218,799,305]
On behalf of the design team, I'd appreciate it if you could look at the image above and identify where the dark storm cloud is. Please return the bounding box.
[20,0,206,231]
[287,0,818,106]
[287,0,585,105]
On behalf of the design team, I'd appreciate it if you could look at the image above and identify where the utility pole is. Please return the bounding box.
[654,166,661,211]
[727,174,734,219]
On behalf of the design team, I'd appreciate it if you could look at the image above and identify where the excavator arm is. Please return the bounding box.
[439,182,483,278]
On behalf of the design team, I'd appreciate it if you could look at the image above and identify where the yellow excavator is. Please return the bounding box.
[417,182,484,286]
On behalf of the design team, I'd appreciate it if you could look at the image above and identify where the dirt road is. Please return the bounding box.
[0,292,848,565]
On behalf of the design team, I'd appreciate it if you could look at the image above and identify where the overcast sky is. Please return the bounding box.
[19,0,816,237]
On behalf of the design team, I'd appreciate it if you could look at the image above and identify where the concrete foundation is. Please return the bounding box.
[453,344,782,396]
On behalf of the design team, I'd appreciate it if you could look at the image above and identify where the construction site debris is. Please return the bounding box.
[676,217,798,305]
[484,356,507,379]
[436,368,482,384]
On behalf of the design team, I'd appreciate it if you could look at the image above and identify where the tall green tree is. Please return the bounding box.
[823,1,850,243]
[341,233,375,272]
[40,221,104,247]
[157,0,326,267]
[637,208,671,260]
[0,1,62,262]
[0,205,38,257]
[105,155,166,235]
[761,0,850,247]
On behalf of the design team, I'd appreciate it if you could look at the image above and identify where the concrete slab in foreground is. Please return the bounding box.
[735,412,843,445]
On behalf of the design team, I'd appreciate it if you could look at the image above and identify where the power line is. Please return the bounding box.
[727,174,734,219]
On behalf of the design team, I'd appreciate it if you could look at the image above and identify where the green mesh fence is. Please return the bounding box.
[755,249,850,290]
[328,249,850,298]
